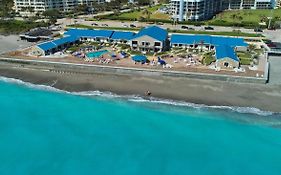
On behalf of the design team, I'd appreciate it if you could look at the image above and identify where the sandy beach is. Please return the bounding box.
[0,61,281,113]
[0,35,34,54]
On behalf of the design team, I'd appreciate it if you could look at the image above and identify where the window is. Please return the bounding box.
[155,42,161,46]
[132,41,138,45]
[224,62,229,67]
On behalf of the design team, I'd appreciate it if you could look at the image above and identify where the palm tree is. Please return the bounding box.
[200,40,204,53]
[113,9,120,16]
[248,44,256,53]
[141,9,152,21]
[27,6,35,14]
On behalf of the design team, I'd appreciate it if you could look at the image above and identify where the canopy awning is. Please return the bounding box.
[132,55,147,62]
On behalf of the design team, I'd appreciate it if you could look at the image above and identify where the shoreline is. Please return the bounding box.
[0,62,281,113]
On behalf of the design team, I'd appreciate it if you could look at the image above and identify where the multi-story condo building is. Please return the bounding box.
[228,0,276,9]
[169,0,228,21]
[14,0,105,15]
[277,0,281,7]
[170,0,276,21]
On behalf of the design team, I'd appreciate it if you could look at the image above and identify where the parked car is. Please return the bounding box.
[147,21,155,24]
[204,26,214,30]
[181,26,189,29]
[101,24,108,27]
[188,27,195,30]
[122,24,128,27]
[130,24,136,28]
[254,28,263,32]
[156,22,164,25]
[91,23,98,26]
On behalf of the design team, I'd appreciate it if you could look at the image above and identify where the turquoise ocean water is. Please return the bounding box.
[0,76,281,175]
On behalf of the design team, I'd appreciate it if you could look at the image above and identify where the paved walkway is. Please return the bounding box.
[268,56,281,85]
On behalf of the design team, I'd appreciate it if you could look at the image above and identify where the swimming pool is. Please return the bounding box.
[86,50,109,58]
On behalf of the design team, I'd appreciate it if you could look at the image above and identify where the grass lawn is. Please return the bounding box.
[237,51,253,65]
[150,12,170,20]
[118,5,167,20]
[202,52,215,65]
[209,9,281,27]
[0,20,48,34]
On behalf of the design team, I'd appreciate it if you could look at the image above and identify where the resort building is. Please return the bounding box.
[169,0,276,21]
[33,29,136,56]
[13,0,105,15]
[64,29,114,43]
[33,26,250,70]
[276,0,281,8]
[110,31,136,44]
[170,34,248,69]
[32,36,80,56]
[215,45,240,68]
[129,26,168,53]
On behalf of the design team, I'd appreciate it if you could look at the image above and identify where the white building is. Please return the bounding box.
[169,0,277,21]
[228,0,276,9]
[14,0,105,15]
[169,0,226,21]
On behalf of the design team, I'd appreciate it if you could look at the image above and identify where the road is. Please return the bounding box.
[57,17,281,40]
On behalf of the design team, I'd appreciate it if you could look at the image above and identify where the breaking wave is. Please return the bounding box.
[0,76,278,117]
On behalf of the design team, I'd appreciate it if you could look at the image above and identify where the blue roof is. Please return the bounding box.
[131,26,168,41]
[171,34,211,45]
[65,28,114,38]
[170,34,248,47]
[37,36,79,51]
[132,55,147,62]
[37,42,57,51]
[211,36,248,47]
[52,36,78,46]
[111,31,135,40]
[215,45,239,62]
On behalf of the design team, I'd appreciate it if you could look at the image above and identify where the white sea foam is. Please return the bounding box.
[0,76,277,117]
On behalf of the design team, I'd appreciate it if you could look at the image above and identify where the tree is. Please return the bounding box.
[74,4,89,14]
[141,9,152,21]
[26,6,35,15]
[248,44,256,53]
[0,0,14,18]
[42,9,61,24]
[138,0,150,6]
[113,9,120,16]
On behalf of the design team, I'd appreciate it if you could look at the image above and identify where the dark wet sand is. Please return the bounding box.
[0,63,281,113]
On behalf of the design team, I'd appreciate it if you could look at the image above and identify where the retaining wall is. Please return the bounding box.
[0,57,268,84]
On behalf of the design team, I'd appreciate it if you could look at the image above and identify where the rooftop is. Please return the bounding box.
[215,45,239,62]
[110,31,135,40]
[65,29,114,38]
[37,36,79,51]
[131,26,168,42]
[170,34,248,47]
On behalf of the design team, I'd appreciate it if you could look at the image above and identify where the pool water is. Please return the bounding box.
[86,50,109,58]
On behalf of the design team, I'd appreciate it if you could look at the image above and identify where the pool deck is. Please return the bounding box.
[0,56,268,84]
